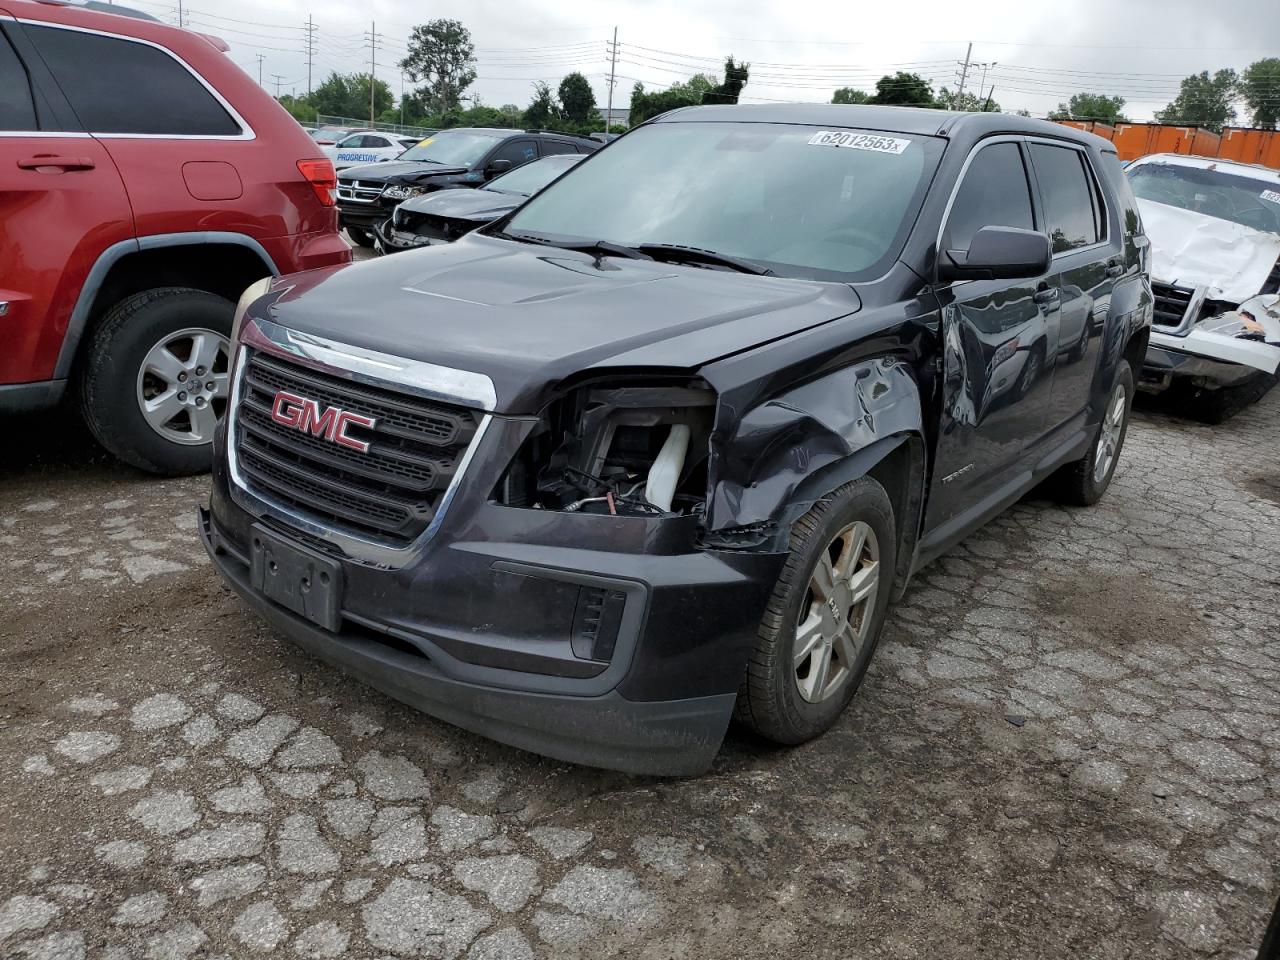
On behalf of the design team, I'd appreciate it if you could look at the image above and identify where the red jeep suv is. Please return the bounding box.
[0,0,349,473]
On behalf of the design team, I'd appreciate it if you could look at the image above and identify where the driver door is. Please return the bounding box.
[925,139,1058,538]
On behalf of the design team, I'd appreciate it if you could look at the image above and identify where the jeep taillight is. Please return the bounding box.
[296,158,337,207]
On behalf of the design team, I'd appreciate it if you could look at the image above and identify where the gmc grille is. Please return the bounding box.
[1151,281,1194,328]
[233,350,481,546]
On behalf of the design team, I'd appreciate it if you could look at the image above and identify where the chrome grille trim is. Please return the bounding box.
[225,319,497,568]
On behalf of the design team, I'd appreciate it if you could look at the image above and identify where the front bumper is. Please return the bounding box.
[373,218,449,254]
[1141,343,1266,391]
[203,427,784,773]
[338,202,394,231]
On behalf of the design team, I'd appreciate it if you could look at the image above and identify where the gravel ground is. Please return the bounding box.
[1,386,1277,960]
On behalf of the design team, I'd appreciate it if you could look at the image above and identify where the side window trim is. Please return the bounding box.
[14,17,255,141]
[936,135,1039,258]
[1024,138,1111,259]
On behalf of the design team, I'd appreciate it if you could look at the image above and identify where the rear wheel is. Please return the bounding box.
[735,477,896,745]
[1051,359,1133,506]
[78,287,233,475]
[345,226,375,248]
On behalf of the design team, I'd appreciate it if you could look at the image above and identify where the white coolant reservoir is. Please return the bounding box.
[645,424,690,513]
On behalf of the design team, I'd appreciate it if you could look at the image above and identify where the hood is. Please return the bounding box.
[262,235,860,414]
[399,188,521,223]
[1137,198,1280,303]
[338,160,470,184]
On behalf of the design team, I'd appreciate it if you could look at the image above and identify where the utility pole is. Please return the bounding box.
[605,27,618,130]
[953,42,972,110]
[255,54,264,87]
[271,74,284,98]
[303,15,317,99]
[176,0,184,28]
[365,22,381,124]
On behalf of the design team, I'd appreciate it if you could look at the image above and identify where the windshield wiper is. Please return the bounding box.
[635,243,774,276]
[500,232,653,261]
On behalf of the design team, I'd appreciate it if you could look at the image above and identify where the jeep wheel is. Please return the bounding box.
[79,287,233,476]
[1051,359,1133,506]
[735,477,896,745]
[346,226,375,248]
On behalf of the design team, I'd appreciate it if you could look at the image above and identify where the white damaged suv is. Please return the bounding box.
[1127,154,1280,421]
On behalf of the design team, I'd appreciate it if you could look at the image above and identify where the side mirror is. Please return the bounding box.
[940,226,1051,283]
[486,159,513,177]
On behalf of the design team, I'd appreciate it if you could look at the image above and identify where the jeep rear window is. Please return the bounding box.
[1127,161,1280,237]
[24,24,240,137]
[398,131,504,167]
[502,121,944,282]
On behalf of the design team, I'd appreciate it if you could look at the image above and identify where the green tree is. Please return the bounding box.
[558,72,597,126]
[523,81,562,129]
[870,72,937,107]
[832,87,871,104]
[276,94,317,125]
[1155,69,1238,133]
[309,72,392,120]
[1240,58,1280,129]
[939,87,1001,112]
[399,19,477,115]
[703,56,749,105]
[1050,93,1127,123]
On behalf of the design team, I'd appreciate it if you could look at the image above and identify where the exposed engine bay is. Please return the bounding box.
[493,382,716,518]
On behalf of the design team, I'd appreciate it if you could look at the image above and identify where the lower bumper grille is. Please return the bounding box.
[233,350,481,546]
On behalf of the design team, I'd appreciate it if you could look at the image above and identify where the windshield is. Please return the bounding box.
[1128,162,1280,236]
[486,155,582,196]
[398,131,504,167]
[502,122,942,281]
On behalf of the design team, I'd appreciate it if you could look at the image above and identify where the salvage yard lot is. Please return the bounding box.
[1,393,1277,959]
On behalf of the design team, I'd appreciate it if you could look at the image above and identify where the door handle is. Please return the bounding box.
[17,156,96,171]
[1033,287,1060,306]
[1105,262,1124,278]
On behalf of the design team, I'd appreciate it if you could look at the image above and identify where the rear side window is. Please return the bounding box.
[1030,144,1101,253]
[0,30,37,130]
[1102,153,1142,238]
[541,139,577,156]
[942,141,1035,253]
[25,24,240,136]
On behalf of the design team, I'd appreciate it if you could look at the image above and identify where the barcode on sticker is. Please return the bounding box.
[807,131,911,154]
[1261,189,1280,205]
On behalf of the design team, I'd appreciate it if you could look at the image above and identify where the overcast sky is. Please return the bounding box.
[128,0,1278,123]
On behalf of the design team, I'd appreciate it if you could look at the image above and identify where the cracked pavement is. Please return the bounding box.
[1,390,1277,959]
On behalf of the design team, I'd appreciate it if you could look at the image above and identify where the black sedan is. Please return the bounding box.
[374,154,584,254]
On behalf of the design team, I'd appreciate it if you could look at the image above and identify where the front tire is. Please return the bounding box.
[735,477,897,745]
[1051,359,1134,506]
[345,226,375,248]
[78,287,233,476]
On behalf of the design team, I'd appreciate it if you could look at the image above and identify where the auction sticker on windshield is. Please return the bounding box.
[807,131,911,154]
[1262,189,1280,206]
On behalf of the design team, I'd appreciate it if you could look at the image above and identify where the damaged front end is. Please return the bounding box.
[1143,291,1280,393]
[492,377,717,520]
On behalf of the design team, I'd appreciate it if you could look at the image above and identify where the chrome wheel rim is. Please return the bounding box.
[794,521,880,704]
[136,327,230,446]
[1093,380,1128,483]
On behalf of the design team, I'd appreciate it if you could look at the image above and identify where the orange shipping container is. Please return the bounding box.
[1219,127,1280,170]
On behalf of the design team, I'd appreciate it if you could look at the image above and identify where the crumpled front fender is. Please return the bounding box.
[705,357,925,543]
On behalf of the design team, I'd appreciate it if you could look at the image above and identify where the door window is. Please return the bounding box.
[0,30,37,130]
[24,24,240,136]
[942,141,1035,254]
[1029,144,1102,253]
[490,139,539,168]
[541,139,578,156]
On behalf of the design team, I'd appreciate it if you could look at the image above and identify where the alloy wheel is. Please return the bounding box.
[1093,380,1128,483]
[136,327,230,446]
[794,521,881,704]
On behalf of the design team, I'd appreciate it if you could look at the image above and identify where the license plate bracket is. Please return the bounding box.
[249,524,343,631]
